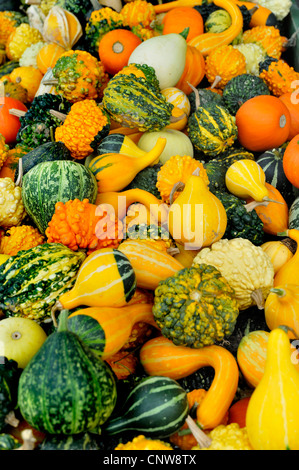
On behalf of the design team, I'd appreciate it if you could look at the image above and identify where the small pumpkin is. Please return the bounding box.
[274,229,299,287]
[279,92,299,141]
[162,6,204,41]
[264,285,299,338]
[235,95,291,152]
[282,134,299,189]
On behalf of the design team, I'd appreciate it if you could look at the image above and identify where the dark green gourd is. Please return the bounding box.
[0,357,22,432]
[222,74,270,115]
[17,310,117,435]
[104,376,189,438]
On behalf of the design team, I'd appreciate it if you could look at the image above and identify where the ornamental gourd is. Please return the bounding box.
[246,327,299,450]
[168,171,227,249]
[42,6,83,50]
[17,310,117,435]
[274,229,299,286]
[140,335,239,430]
[192,238,274,310]
[264,285,299,338]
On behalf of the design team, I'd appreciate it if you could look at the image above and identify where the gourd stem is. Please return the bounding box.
[263,197,284,205]
[57,309,70,332]
[244,200,268,212]
[15,429,36,451]
[277,324,298,339]
[43,79,59,86]
[187,81,200,110]
[25,0,41,4]
[281,237,297,254]
[179,27,190,40]
[250,288,265,310]
[167,246,180,256]
[49,109,67,121]
[8,109,26,118]
[283,28,299,48]
[248,6,258,15]
[169,112,187,123]
[210,75,222,89]
[98,0,122,12]
[5,411,19,428]
[269,287,286,297]
[15,158,23,187]
[185,415,212,448]
[169,181,185,205]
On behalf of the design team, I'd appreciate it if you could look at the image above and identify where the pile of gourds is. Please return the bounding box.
[0,0,299,452]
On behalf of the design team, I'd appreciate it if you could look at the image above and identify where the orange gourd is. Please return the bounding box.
[235,95,291,152]
[68,303,158,360]
[0,96,27,144]
[9,66,43,103]
[36,43,65,75]
[139,335,239,430]
[282,134,299,188]
[264,285,299,338]
[175,44,205,95]
[279,92,299,140]
[227,397,251,428]
[246,183,289,235]
[274,229,299,286]
[98,29,142,76]
[205,44,247,89]
[118,239,184,290]
[162,6,204,41]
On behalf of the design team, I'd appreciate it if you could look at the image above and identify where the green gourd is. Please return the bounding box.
[17,310,117,435]
[104,376,189,438]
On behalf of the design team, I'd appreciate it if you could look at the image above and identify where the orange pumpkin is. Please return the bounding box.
[0,96,27,144]
[282,134,299,188]
[162,6,204,41]
[227,397,251,428]
[279,91,299,140]
[175,44,205,95]
[98,29,142,76]
[247,183,289,235]
[235,95,291,152]
[36,43,66,75]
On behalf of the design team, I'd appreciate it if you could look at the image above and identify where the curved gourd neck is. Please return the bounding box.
[57,309,70,332]
[264,328,296,375]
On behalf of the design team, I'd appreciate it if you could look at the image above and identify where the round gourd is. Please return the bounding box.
[264,285,299,338]
[128,31,188,89]
[17,310,117,435]
[137,129,194,164]
[0,317,47,369]
[282,133,299,189]
[21,160,98,234]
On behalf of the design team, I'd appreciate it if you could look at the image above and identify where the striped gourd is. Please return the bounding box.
[0,243,86,322]
[21,160,98,234]
[67,303,157,360]
[256,148,294,204]
[104,376,189,438]
[187,102,238,158]
[57,248,136,311]
[118,240,184,290]
[102,70,173,132]
[96,134,147,159]
[18,310,117,435]
[288,196,299,230]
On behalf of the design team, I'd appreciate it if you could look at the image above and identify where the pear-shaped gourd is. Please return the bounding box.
[128,30,188,90]
[246,327,299,450]
[168,171,227,249]
[274,229,299,286]
[225,159,275,203]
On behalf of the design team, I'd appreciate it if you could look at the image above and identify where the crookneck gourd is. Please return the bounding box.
[152,263,239,349]
[192,237,274,310]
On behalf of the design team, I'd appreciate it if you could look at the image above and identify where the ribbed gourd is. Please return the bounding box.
[102,64,174,132]
[17,310,117,435]
[0,243,86,322]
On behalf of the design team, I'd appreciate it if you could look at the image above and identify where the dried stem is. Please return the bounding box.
[49,109,67,121]
[185,415,212,448]
[9,109,26,118]
[169,181,185,205]
[250,288,265,310]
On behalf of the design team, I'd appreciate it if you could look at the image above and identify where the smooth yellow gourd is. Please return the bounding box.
[225,159,271,202]
[261,239,294,274]
[246,327,299,450]
[88,137,166,193]
[168,172,227,249]
[274,229,299,286]
[264,284,299,338]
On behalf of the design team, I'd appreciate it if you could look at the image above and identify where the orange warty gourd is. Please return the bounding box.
[68,303,158,360]
[140,335,239,430]
[264,285,299,338]
[282,134,299,188]
[98,29,142,76]
[235,95,291,152]
[205,44,247,89]
[274,229,299,286]
[161,6,204,41]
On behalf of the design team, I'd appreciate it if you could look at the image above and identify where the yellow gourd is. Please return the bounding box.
[42,6,83,50]
[246,327,299,450]
[274,229,299,286]
[264,285,299,338]
[225,159,274,202]
[68,303,158,360]
[168,171,227,249]
[55,248,137,312]
[261,239,294,274]
[88,137,166,193]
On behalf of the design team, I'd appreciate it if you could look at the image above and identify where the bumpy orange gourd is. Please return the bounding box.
[0,225,44,256]
[45,198,123,253]
[0,133,9,171]
[246,327,299,450]
[274,229,299,286]
[121,0,156,28]
[140,335,239,430]
[205,44,247,89]
[156,154,209,204]
[242,26,288,59]
[118,239,184,290]
[259,59,299,97]
[168,172,227,249]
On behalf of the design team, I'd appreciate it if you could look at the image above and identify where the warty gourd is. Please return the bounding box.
[192,238,274,310]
